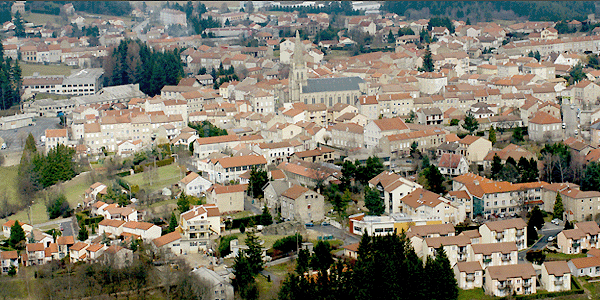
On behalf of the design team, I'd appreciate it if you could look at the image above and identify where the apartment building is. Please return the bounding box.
[469,242,518,269]
[557,221,600,254]
[484,264,536,297]
[454,261,484,290]
[541,261,571,292]
[368,171,423,215]
[179,204,221,253]
[479,219,527,251]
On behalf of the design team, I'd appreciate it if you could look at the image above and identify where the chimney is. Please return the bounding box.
[419,193,423,199]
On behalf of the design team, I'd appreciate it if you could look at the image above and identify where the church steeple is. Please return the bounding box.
[293,30,305,66]
[290,30,307,103]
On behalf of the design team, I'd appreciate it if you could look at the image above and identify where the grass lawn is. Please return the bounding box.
[149,198,178,209]
[23,12,62,26]
[20,62,76,77]
[61,175,93,208]
[458,288,495,300]
[122,164,183,193]
[1,201,48,225]
[545,251,587,260]
[0,165,19,206]
[237,233,287,249]
[225,210,254,219]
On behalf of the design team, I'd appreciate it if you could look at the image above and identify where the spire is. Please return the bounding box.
[293,30,304,65]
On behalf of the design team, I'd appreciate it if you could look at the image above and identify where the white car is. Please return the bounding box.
[548,236,555,242]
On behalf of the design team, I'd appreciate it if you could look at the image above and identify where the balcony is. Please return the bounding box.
[516,230,524,237]
[573,242,581,248]
[458,247,467,254]
[554,279,564,286]
[458,255,467,262]
[523,280,531,288]
[501,255,511,262]
[466,274,475,282]
[497,282,507,290]
[483,258,492,264]
[495,232,504,240]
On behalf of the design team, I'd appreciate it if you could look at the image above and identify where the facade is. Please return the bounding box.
[152,231,183,256]
[22,69,104,96]
[206,184,247,214]
[479,219,527,251]
[527,111,563,142]
[484,264,536,297]
[541,261,572,292]
[179,204,221,253]
[204,155,267,183]
[469,242,518,268]
[192,267,234,300]
[160,8,187,27]
[368,171,423,215]
[179,172,212,197]
[364,117,410,149]
[0,113,36,130]
[557,221,600,254]
[438,153,469,176]
[422,235,471,266]
[45,128,68,152]
[454,261,484,290]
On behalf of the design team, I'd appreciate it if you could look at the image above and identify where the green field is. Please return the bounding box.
[0,166,19,206]
[458,288,495,300]
[545,251,587,261]
[122,164,184,193]
[21,62,76,77]
[23,12,63,26]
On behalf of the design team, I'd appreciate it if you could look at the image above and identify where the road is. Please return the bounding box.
[244,196,263,215]
[518,221,564,262]
[562,103,580,138]
[0,117,60,151]
[32,216,76,237]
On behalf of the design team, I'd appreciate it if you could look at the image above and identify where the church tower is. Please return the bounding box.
[289,31,307,102]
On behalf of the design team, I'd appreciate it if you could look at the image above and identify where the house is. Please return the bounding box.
[276,160,340,188]
[541,261,572,292]
[180,204,221,253]
[437,153,469,176]
[0,250,18,274]
[84,182,108,203]
[368,171,423,215]
[328,122,364,149]
[422,235,471,266]
[542,183,600,222]
[70,242,89,263]
[192,267,235,300]
[292,146,337,164]
[458,135,492,164]
[279,184,325,224]
[86,243,106,261]
[179,172,212,197]
[479,218,527,250]
[557,221,600,254]
[2,220,32,238]
[206,184,247,213]
[568,256,600,277]
[484,264,536,296]
[454,261,484,290]
[45,128,68,152]
[528,111,563,142]
[152,231,183,256]
[103,206,138,222]
[342,242,359,260]
[364,118,410,149]
[398,188,464,224]
[469,242,518,268]
[122,221,162,242]
[101,245,133,268]
[98,219,126,237]
[25,243,46,266]
[205,154,267,183]
[571,80,600,105]
[416,108,444,125]
[56,236,74,259]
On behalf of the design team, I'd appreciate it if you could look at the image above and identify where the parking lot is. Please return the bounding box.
[0,117,60,151]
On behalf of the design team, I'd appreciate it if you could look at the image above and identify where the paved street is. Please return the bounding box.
[309,224,360,246]
[518,221,563,262]
[32,216,76,237]
[0,117,60,151]
[562,103,580,138]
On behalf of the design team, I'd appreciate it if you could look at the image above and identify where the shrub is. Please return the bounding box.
[47,194,70,219]
[218,234,238,257]
[273,234,303,253]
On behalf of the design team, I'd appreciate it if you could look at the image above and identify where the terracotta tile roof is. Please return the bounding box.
[45,129,67,138]
[70,242,88,251]
[0,250,18,260]
[438,153,464,169]
[86,243,104,252]
[180,172,200,185]
[529,111,561,124]
[400,188,445,209]
[213,155,266,168]
[407,223,455,238]
[281,184,310,199]
[424,235,470,248]
[123,221,155,230]
[26,243,44,252]
[153,231,181,247]
[372,117,409,132]
[570,256,600,269]
[207,184,248,195]
[575,221,600,236]
[57,236,75,245]
[543,261,570,276]
[487,264,535,281]
[459,229,481,239]
[269,169,286,180]
[99,219,125,228]
[483,218,526,232]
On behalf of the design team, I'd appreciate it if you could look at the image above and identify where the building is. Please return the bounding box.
[557,221,600,254]
[192,267,234,300]
[479,219,527,251]
[364,117,410,149]
[568,256,600,277]
[204,155,267,183]
[422,235,471,266]
[3,220,33,238]
[541,261,572,292]
[206,184,247,214]
[152,231,183,256]
[542,183,600,222]
[0,113,36,130]
[44,128,68,152]
[454,261,484,290]
[398,188,464,224]
[22,69,104,96]
[469,242,518,268]
[279,184,324,223]
[160,8,187,27]
[484,264,536,297]
[437,153,469,176]
[368,171,423,215]
[179,204,221,253]
[179,172,212,197]
[527,111,563,142]
[0,250,19,274]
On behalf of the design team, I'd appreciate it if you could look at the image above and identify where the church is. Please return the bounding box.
[288,31,366,106]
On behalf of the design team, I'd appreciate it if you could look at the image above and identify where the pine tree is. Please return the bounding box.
[177,193,190,212]
[554,193,565,220]
[421,46,434,72]
[491,154,503,179]
[422,165,446,194]
[260,205,273,225]
[432,247,458,300]
[310,241,333,272]
[234,251,260,300]
[364,186,384,216]
[387,29,395,44]
[8,220,25,249]
[78,225,89,241]
[462,112,479,134]
[245,229,264,275]
[167,212,178,233]
[296,248,310,275]
[489,126,497,145]
[14,11,25,37]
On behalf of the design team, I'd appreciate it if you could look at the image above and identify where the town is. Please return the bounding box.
[2,1,600,299]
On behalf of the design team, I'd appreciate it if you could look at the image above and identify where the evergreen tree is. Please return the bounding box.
[166,212,178,233]
[260,205,273,225]
[341,160,356,188]
[387,29,395,44]
[248,166,268,199]
[14,11,24,37]
[8,220,25,249]
[240,222,246,234]
[78,225,89,241]
[296,248,310,275]
[364,186,384,216]
[234,251,260,300]
[553,193,565,220]
[529,206,545,231]
[565,220,574,230]
[420,46,434,72]
[512,127,524,143]
[177,193,190,212]
[462,112,479,134]
[527,221,538,246]
[422,165,446,195]
[489,126,497,145]
[310,241,333,272]
[491,154,503,179]
[431,247,458,300]
[582,161,600,191]
[245,229,264,275]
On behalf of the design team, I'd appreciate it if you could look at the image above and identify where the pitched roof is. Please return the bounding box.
[213,155,267,168]
[456,261,483,273]
[153,231,182,247]
[70,242,88,251]
[400,188,445,209]
[529,111,561,124]
[424,235,471,248]
[207,184,248,194]
[281,184,310,199]
[575,221,600,236]
[123,221,155,230]
[543,261,570,276]
[98,219,126,228]
[407,223,455,237]
[483,218,527,231]
[180,172,200,185]
[471,242,517,255]
[570,256,600,269]
[438,153,464,168]
[372,118,409,132]
[486,264,536,281]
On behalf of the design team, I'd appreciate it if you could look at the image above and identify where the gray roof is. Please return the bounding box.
[302,77,364,93]
[264,180,300,196]
[592,122,600,130]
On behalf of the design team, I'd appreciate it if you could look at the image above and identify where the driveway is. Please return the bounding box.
[518,221,564,262]
[0,117,60,151]
[562,103,580,138]
[32,216,76,237]
[309,224,360,246]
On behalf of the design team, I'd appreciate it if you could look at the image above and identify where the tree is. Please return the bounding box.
[364,186,384,216]
[527,221,538,246]
[498,163,519,183]
[310,241,333,272]
[14,11,25,37]
[245,229,264,275]
[166,212,178,234]
[248,166,268,199]
[47,194,70,219]
[341,160,356,189]
[78,225,89,241]
[387,29,395,44]
[512,127,524,143]
[428,247,458,300]
[296,248,310,275]
[422,165,446,194]
[565,220,574,230]
[331,191,349,217]
[553,193,565,220]
[582,161,600,191]
[420,46,434,72]
[529,206,545,231]
[177,193,190,212]
[569,63,586,84]
[491,154,503,179]
[239,222,246,234]
[462,112,479,134]
[405,110,416,123]
[8,221,25,249]
[233,251,259,300]
[450,118,460,126]
[7,265,16,276]
[489,126,497,145]
[260,205,273,225]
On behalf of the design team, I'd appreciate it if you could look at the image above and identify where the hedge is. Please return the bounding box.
[273,234,303,253]
[231,215,262,229]
[133,157,175,173]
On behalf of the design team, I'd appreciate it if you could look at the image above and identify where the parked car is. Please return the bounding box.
[551,219,561,225]
[321,221,330,226]
[548,236,555,242]
[305,222,314,227]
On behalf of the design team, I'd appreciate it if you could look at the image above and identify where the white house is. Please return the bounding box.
[179,172,212,197]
